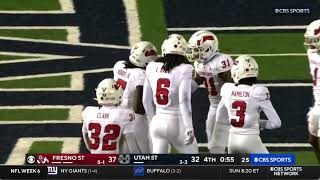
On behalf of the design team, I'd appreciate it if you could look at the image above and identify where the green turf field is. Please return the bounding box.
[0,0,61,11]
[256,56,309,80]
[28,141,63,154]
[0,109,69,121]
[183,33,305,54]
[0,29,68,41]
[0,75,71,88]
[0,55,32,61]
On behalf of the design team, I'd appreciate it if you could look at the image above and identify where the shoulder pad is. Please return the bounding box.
[252,85,270,101]
[82,106,99,120]
[214,54,233,73]
[220,82,233,97]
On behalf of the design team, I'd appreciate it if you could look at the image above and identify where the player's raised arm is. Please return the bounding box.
[256,87,282,129]
[179,66,195,145]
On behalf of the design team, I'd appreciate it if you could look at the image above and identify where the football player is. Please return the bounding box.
[186,30,233,153]
[143,34,198,154]
[113,41,158,153]
[82,79,139,154]
[304,19,320,162]
[216,55,281,154]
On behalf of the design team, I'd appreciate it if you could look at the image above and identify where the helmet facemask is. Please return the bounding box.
[186,45,202,63]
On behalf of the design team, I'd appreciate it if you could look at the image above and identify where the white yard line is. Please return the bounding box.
[168,25,308,32]
[198,143,312,148]
[6,137,81,165]
[71,73,84,90]
[67,26,80,43]
[59,0,75,14]
[61,138,81,154]
[123,0,141,46]
[68,105,83,122]
[0,68,113,81]
[0,36,130,49]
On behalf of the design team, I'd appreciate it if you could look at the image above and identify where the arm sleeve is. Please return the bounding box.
[179,72,194,130]
[216,97,227,124]
[143,77,155,121]
[82,131,91,151]
[258,100,281,129]
[256,87,281,129]
[81,108,88,133]
[135,70,146,86]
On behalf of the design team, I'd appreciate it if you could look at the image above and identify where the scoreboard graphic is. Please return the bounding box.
[0,154,318,179]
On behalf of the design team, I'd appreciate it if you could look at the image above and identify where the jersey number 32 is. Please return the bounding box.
[88,123,121,151]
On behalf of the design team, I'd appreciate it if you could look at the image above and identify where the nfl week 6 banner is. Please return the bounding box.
[0,154,319,179]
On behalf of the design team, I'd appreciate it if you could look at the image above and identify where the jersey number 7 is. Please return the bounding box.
[231,101,246,127]
[88,123,121,151]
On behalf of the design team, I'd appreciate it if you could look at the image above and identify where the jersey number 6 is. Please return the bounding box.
[231,101,247,127]
[156,78,170,105]
[88,123,121,151]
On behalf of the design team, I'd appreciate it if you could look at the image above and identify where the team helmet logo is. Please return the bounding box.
[314,26,320,35]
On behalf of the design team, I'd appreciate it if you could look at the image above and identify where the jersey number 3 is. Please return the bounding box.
[156,78,170,105]
[231,101,247,127]
[88,123,120,151]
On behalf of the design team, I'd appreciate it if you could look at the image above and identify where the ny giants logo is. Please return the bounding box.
[197,35,215,46]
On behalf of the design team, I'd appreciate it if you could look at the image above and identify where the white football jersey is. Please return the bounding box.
[307,49,320,105]
[194,53,233,105]
[145,61,193,114]
[113,61,146,108]
[219,83,281,135]
[82,106,134,154]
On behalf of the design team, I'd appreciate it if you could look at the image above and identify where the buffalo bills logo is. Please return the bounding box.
[197,35,215,46]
